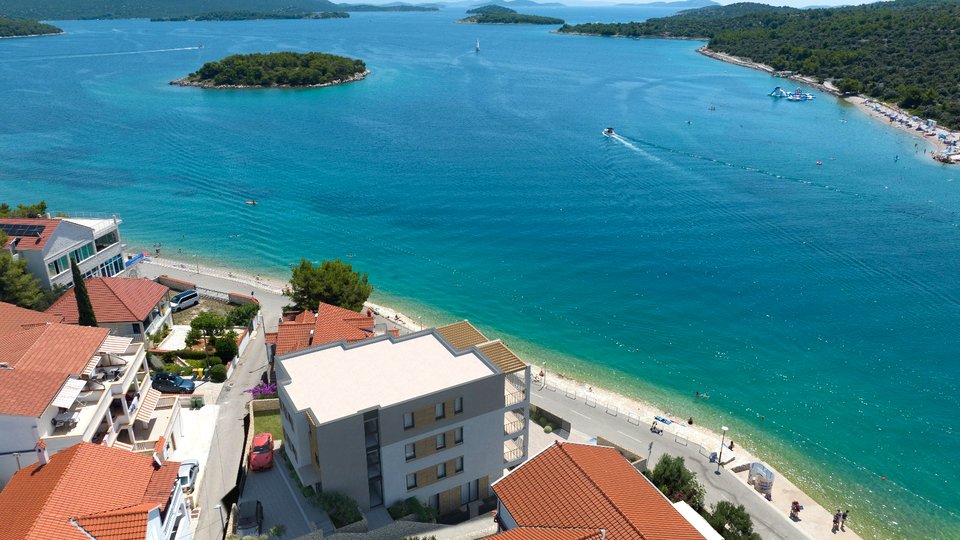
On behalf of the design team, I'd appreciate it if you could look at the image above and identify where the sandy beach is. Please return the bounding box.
[135,253,858,538]
[697,46,960,163]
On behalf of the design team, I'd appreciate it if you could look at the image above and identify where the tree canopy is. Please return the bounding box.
[70,260,98,327]
[0,0,433,19]
[461,12,564,24]
[559,0,960,129]
[646,454,705,512]
[0,200,48,218]
[179,52,367,88]
[0,17,62,37]
[151,10,348,21]
[705,501,762,540]
[0,231,45,309]
[191,311,227,339]
[289,259,372,312]
[466,5,516,14]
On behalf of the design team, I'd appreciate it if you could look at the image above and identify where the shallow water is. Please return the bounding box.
[1,10,958,537]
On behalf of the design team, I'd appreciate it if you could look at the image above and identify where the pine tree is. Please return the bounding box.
[0,231,44,308]
[70,259,97,327]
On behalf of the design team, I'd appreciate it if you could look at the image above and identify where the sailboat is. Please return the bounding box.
[475,39,480,53]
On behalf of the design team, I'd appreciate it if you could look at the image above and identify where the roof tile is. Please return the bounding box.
[274,303,375,355]
[0,442,180,540]
[47,277,169,324]
[493,442,705,540]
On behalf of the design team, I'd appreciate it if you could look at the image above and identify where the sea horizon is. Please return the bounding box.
[2,9,958,537]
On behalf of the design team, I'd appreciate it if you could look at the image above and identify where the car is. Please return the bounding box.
[249,432,274,471]
[152,372,196,394]
[177,459,199,493]
[170,289,200,312]
[235,500,263,537]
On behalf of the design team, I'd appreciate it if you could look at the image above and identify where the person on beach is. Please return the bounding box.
[841,510,848,531]
[687,417,694,425]
[833,509,841,532]
[729,440,735,451]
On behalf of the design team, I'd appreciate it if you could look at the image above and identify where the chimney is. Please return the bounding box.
[35,439,49,466]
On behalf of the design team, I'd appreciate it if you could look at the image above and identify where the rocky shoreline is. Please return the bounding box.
[169,69,370,89]
[0,31,63,39]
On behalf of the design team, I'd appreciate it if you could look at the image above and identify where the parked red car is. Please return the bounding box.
[249,432,274,471]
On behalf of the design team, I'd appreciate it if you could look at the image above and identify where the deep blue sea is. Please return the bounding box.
[1,8,958,537]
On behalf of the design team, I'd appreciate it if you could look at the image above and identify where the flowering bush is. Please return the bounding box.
[247,382,277,399]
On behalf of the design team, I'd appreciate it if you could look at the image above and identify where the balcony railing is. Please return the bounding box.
[504,419,525,436]
[505,390,525,408]
[504,447,524,464]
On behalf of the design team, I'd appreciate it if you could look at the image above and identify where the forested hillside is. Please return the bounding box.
[0,16,62,37]
[559,0,960,129]
[0,0,433,19]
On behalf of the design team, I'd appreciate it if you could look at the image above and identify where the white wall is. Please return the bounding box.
[0,414,42,488]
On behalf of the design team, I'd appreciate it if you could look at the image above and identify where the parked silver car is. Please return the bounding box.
[170,289,200,312]
[178,459,199,493]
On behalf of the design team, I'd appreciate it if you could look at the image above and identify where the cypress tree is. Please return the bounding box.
[70,259,97,327]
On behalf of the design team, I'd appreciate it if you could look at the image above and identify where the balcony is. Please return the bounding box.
[503,410,526,437]
[114,393,183,454]
[504,436,525,466]
[45,342,146,446]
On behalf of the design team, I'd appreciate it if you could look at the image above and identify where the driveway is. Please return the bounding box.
[241,462,333,538]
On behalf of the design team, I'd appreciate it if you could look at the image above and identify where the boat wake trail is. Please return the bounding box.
[1,46,202,62]
[608,133,663,163]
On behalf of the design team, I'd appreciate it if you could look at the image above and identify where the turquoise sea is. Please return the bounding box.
[1,8,958,537]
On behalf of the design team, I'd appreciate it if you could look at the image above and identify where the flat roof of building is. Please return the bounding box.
[280,331,498,424]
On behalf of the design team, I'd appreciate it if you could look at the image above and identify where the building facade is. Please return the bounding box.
[0,215,126,290]
[0,302,181,487]
[275,321,530,516]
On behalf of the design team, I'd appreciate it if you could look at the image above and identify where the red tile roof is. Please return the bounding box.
[0,217,61,251]
[274,303,375,355]
[0,442,180,540]
[0,320,109,417]
[493,528,604,540]
[46,277,169,324]
[0,301,63,337]
[492,443,705,540]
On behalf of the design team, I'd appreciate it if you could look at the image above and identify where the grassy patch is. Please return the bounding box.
[254,410,283,442]
[171,299,233,325]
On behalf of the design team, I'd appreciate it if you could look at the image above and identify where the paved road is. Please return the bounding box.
[532,386,811,540]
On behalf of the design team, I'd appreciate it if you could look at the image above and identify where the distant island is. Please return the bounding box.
[0,0,435,19]
[616,0,717,8]
[0,16,62,38]
[466,4,515,14]
[171,52,368,89]
[460,12,563,24]
[152,10,348,21]
[558,0,960,130]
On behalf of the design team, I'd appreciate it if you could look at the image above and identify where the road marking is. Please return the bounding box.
[617,430,643,443]
[571,410,590,419]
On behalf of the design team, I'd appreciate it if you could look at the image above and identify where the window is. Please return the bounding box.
[403,412,414,429]
[454,397,463,414]
[406,473,417,490]
[435,402,445,420]
[437,462,447,479]
[95,230,118,251]
[70,242,94,263]
[454,427,463,445]
[47,254,69,277]
[429,494,440,510]
[405,443,416,461]
[455,456,464,473]
[99,254,124,277]
[436,433,446,450]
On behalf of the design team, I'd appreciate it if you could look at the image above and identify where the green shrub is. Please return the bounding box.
[227,302,260,327]
[388,501,408,519]
[214,331,239,363]
[301,485,316,498]
[185,328,202,346]
[161,363,192,376]
[405,497,436,523]
[316,491,362,528]
[209,364,227,382]
[544,425,553,434]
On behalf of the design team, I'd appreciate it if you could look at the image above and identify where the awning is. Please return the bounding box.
[99,335,133,354]
[52,378,87,409]
[81,355,100,377]
[135,388,162,424]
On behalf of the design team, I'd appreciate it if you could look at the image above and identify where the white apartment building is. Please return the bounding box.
[275,321,530,517]
[0,214,126,290]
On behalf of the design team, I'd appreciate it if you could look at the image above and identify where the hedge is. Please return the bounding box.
[209,364,227,382]
[316,492,362,528]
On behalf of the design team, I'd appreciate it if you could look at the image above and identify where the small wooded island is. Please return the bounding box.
[460,11,564,25]
[171,52,368,89]
[0,17,62,38]
[152,11,349,22]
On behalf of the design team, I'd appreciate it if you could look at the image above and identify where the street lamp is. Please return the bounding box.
[213,504,225,531]
[715,426,729,475]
